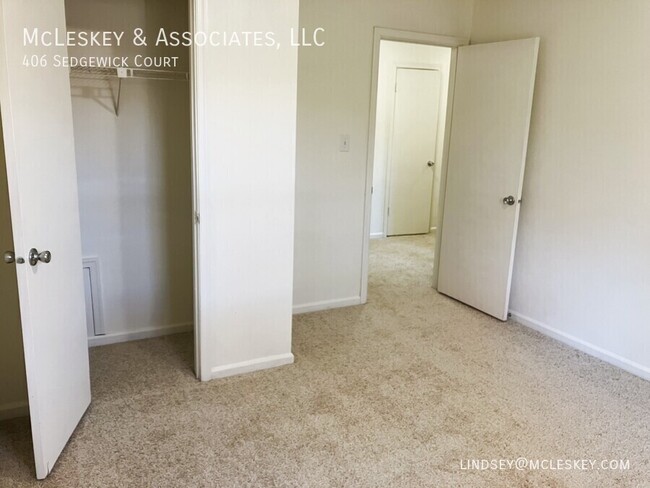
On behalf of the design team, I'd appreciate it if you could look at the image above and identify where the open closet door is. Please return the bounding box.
[0,0,91,479]
[437,38,539,321]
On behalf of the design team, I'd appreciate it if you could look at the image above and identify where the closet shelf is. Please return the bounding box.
[69,66,188,116]
[69,66,188,81]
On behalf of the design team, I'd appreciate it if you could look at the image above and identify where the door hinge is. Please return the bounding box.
[371,186,374,194]
[194,212,200,224]
[387,207,390,216]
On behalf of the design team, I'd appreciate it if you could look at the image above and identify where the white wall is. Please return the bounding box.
[195,0,298,379]
[471,0,650,377]
[370,41,451,237]
[66,0,193,342]
[294,0,475,311]
[0,117,28,420]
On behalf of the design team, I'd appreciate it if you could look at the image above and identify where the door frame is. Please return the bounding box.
[361,27,468,302]
[189,0,206,380]
[384,66,442,238]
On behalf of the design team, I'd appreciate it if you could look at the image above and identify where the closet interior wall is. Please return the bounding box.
[0,117,28,421]
[66,0,193,343]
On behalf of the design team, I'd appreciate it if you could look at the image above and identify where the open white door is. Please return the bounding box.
[437,38,539,320]
[0,0,91,479]
[387,68,441,236]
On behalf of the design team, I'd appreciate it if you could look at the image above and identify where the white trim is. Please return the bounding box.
[293,296,363,315]
[189,0,205,381]
[432,49,460,290]
[210,353,294,380]
[0,400,29,421]
[370,232,385,239]
[88,322,192,347]
[361,27,468,303]
[509,311,650,381]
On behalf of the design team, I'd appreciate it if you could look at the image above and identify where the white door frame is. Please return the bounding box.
[361,27,468,302]
[189,0,205,380]
[383,65,442,238]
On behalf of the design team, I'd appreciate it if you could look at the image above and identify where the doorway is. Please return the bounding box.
[370,40,453,240]
[0,0,196,479]
[63,0,195,408]
[362,29,539,320]
[365,32,460,301]
[67,0,194,354]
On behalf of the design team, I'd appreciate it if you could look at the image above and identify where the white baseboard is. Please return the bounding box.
[293,296,363,315]
[88,322,193,347]
[509,311,650,381]
[0,400,29,421]
[209,353,294,380]
[370,232,385,239]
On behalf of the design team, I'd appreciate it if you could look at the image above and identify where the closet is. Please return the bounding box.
[0,0,193,476]
[1,0,299,479]
[67,0,194,349]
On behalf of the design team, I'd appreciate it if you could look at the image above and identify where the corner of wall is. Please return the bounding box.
[467,0,479,44]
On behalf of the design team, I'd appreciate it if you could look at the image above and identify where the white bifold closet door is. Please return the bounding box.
[0,0,91,479]
[437,38,539,321]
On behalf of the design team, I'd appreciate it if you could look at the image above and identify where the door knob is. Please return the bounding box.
[3,251,15,264]
[503,195,516,206]
[28,248,52,266]
[427,161,435,167]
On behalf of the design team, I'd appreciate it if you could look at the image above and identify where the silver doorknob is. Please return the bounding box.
[28,248,52,266]
[427,161,435,167]
[3,251,15,264]
[503,195,516,206]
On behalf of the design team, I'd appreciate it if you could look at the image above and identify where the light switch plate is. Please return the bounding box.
[339,134,350,152]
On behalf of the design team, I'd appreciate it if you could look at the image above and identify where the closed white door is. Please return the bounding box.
[0,0,91,479]
[437,38,540,320]
[387,68,441,236]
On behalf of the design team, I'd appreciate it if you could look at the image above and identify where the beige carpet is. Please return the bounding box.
[1,234,649,487]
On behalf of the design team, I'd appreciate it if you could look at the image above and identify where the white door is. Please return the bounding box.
[387,68,441,236]
[0,0,91,479]
[437,38,539,320]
